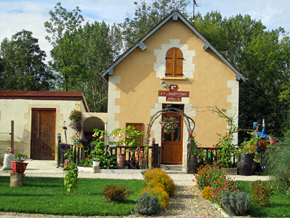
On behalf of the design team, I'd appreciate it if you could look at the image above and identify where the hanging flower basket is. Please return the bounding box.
[10,161,29,174]
[159,116,179,134]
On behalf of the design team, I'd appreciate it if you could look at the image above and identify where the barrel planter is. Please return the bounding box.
[237,153,257,176]
[117,153,125,169]
[187,154,198,174]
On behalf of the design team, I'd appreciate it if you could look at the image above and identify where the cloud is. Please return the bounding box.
[0,0,289,65]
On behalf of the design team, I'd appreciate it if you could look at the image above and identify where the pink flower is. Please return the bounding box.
[92,134,96,137]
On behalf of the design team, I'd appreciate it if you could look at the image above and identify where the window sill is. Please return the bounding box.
[159,77,188,80]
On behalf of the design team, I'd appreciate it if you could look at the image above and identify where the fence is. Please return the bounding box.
[57,142,161,169]
[198,147,237,167]
[57,142,238,168]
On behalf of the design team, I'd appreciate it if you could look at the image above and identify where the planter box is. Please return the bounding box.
[77,166,92,173]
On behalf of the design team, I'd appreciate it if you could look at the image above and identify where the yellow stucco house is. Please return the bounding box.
[102,10,245,170]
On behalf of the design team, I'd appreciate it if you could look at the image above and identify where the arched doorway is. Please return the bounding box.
[82,117,105,144]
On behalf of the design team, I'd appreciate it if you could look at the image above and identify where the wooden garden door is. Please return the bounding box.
[161,113,183,164]
[31,108,56,160]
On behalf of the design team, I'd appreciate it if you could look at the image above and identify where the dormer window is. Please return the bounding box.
[165,47,183,77]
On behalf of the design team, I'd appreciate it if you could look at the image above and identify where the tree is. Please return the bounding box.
[78,21,122,112]
[0,30,54,91]
[44,2,84,91]
[120,0,190,49]
[241,29,290,136]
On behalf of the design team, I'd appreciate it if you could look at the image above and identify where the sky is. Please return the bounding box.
[0,0,289,62]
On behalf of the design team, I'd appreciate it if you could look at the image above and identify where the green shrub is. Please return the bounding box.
[220,191,251,216]
[134,192,160,215]
[249,180,274,206]
[144,168,176,196]
[102,184,133,203]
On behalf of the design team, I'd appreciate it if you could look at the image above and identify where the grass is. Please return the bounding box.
[238,181,290,217]
[0,176,144,216]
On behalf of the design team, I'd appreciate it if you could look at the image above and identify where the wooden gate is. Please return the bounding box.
[31,108,56,160]
[161,113,183,164]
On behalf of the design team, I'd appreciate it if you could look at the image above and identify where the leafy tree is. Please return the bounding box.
[78,21,122,112]
[120,0,190,49]
[45,2,122,112]
[44,2,84,91]
[0,30,54,91]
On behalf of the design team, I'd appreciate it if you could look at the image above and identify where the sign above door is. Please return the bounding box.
[158,85,189,102]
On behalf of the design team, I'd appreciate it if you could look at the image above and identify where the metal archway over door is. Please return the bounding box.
[146,105,195,165]
[31,108,56,160]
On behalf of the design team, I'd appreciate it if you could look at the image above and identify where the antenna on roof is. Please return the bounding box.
[192,0,198,25]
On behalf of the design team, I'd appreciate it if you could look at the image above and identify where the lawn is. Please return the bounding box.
[0,176,144,216]
[238,181,290,217]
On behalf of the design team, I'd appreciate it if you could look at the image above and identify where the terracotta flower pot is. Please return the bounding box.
[10,161,28,174]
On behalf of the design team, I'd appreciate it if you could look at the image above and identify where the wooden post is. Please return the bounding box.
[11,120,14,150]
[10,172,25,187]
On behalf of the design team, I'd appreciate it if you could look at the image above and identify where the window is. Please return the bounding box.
[165,47,183,77]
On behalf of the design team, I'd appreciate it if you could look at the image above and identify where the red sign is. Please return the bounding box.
[158,85,189,102]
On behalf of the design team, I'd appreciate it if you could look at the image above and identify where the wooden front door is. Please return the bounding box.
[31,108,56,160]
[161,113,183,164]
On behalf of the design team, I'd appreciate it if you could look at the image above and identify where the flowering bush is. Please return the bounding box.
[201,186,212,200]
[194,163,226,190]
[140,180,169,208]
[159,116,179,134]
[209,178,239,205]
[144,168,176,196]
[69,109,83,141]
[99,154,117,169]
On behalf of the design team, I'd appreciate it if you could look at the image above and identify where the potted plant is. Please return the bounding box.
[10,153,28,174]
[236,132,261,175]
[91,129,106,168]
[111,126,143,169]
[69,109,83,143]
[187,134,199,174]
[159,116,179,134]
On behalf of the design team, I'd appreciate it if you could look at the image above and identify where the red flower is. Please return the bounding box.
[108,163,111,166]
[189,132,192,136]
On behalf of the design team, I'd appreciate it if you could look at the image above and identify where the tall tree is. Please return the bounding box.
[194,11,290,137]
[44,2,84,91]
[0,30,54,91]
[78,21,122,112]
[240,29,290,136]
[120,0,190,49]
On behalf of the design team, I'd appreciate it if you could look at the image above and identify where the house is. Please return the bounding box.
[102,10,245,170]
[0,91,106,160]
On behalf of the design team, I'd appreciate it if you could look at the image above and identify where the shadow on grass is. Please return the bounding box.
[0,193,53,197]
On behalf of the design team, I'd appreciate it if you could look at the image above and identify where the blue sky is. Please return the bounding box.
[1,0,289,62]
